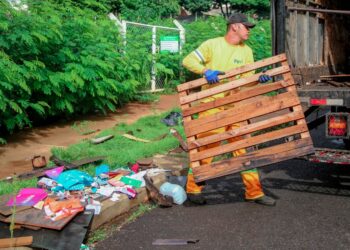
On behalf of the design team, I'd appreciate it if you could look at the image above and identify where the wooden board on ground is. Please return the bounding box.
[0,210,93,250]
[0,194,31,216]
[3,207,78,230]
[177,53,314,182]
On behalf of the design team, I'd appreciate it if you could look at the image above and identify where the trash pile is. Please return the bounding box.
[0,153,188,249]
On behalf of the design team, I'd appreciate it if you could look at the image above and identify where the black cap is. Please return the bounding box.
[227,13,255,28]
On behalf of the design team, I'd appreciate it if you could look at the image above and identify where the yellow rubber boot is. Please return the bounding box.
[186,168,204,194]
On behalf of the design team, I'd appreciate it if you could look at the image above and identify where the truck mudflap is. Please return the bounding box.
[301,148,350,165]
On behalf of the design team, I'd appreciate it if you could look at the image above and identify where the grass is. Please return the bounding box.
[0,109,185,196]
[126,203,156,223]
[52,109,184,168]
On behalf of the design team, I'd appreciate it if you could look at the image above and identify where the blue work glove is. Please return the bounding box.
[258,74,272,84]
[204,69,225,84]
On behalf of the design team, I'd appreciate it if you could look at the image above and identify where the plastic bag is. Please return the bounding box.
[159,182,187,205]
[161,112,182,126]
[57,170,94,191]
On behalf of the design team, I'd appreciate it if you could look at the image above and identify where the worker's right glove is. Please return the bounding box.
[204,70,225,84]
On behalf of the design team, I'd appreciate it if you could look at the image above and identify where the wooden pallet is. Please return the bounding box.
[177,53,314,182]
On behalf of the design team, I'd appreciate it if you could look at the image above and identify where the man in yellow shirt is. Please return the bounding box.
[183,13,275,206]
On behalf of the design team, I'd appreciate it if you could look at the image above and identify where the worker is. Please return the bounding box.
[182,13,276,206]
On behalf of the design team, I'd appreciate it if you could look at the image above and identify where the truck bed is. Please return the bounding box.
[297,83,350,108]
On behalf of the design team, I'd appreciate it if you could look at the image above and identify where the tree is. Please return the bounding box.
[215,0,270,18]
[180,0,212,15]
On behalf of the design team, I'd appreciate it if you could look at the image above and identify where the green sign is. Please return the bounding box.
[160,35,179,53]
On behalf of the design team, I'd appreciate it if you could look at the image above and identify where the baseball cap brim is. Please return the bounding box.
[242,22,256,28]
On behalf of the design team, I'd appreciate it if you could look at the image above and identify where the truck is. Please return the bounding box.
[271,0,350,164]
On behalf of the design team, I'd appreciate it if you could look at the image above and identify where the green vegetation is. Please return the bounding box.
[0,0,271,139]
[127,203,156,223]
[88,228,107,244]
[0,110,184,196]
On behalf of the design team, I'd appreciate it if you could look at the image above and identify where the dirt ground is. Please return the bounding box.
[0,94,179,179]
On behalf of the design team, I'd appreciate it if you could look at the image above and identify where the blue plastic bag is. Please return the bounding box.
[57,170,94,191]
[160,182,187,205]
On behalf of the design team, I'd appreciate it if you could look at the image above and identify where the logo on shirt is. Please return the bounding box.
[233,59,243,64]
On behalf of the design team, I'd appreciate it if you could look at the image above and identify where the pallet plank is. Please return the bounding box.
[188,110,305,150]
[182,78,292,117]
[185,91,300,137]
[192,138,314,182]
[190,123,309,162]
[180,65,290,105]
[177,54,287,92]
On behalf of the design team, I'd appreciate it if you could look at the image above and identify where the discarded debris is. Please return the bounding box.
[0,236,33,248]
[32,155,47,169]
[90,135,114,144]
[161,111,182,126]
[152,239,199,246]
[144,174,173,207]
[170,128,188,152]
[122,133,151,143]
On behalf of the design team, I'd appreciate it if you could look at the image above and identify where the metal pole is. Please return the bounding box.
[151,26,157,92]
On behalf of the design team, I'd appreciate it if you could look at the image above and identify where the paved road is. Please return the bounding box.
[96,128,350,250]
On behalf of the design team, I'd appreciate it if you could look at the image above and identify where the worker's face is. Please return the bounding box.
[233,23,250,41]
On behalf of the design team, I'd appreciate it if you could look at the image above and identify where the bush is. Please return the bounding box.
[0,1,140,135]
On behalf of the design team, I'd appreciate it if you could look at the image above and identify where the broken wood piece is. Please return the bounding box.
[170,128,188,152]
[90,135,114,144]
[0,236,33,248]
[122,134,151,143]
[144,174,173,207]
[152,239,199,245]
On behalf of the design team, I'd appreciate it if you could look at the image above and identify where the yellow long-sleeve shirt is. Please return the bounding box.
[183,37,255,101]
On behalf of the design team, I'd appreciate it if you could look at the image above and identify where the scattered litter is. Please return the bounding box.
[161,111,182,126]
[85,200,101,215]
[130,163,140,173]
[120,176,142,188]
[152,239,199,246]
[90,135,114,144]
[0,236,33,248]
[97,186,115,197]
[115,186,137,199]
[37,177,57,190]
[127,170,147,187]
[122,133,151,143]
[44,198,84,221]
[95,164,110,176]
[45,166,64,179]
[56,170,94,191]
[32,155,47,169]
[144,174,173,207]
[170,128,188,152]
[160,182,187,205]
[110,193,121,202]
[33,200,44,210]
[6,188,48,207]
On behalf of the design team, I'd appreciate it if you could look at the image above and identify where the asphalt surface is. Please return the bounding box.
[96,126,350,250]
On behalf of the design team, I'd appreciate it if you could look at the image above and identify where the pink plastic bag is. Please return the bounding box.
[45,166,64,179]
[6,188,47,206]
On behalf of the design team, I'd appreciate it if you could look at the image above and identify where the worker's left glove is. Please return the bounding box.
[258,74,272,84]
[204,70,225,84]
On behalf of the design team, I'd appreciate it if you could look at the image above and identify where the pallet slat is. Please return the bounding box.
[179,65,290,105]
[185,91,300,137]
[190,123,309,162]
[193,138,314,182]
[188,110,305,150]
[177,54,287,92]
[182,78,292,117]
